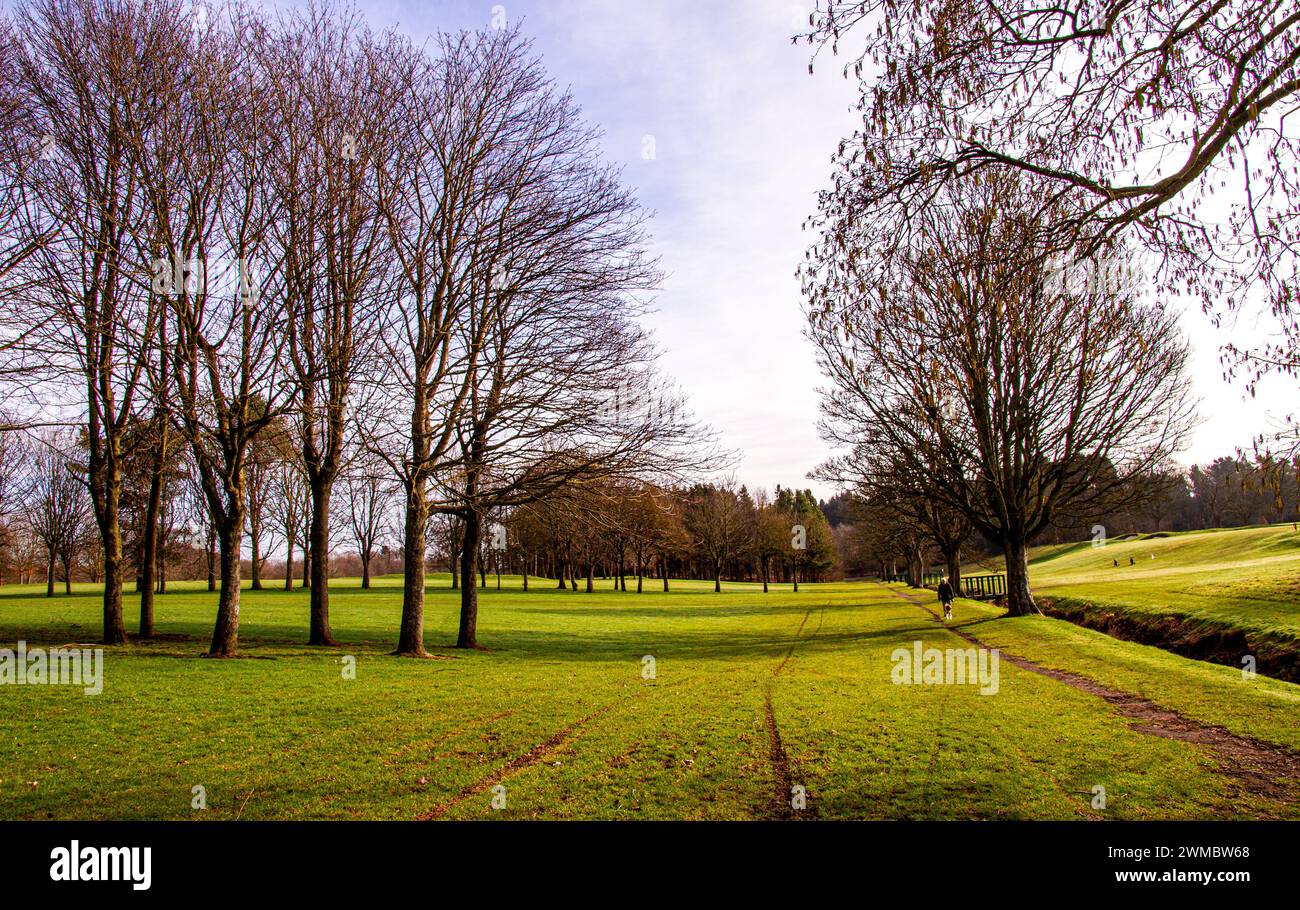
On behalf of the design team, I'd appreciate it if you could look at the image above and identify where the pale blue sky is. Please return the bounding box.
[352,1,1288,493]
[7,0,1277,494]
[353,0,867,497]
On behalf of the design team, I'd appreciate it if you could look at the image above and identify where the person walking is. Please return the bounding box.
[937,576,954,621]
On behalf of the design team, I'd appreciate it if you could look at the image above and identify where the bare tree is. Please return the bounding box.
[27,431,88,595]
[140,5,292,656]
[368,30,523,656]
[619,483,677,594]
[244,413,278,591]
[802,1,1300,421]
[121,411,171,635]
[151,447,189,594]
[14,0,172,643]
[815,440,972,589]
[267,456,309,590]
[409,28,720,647]
[266,6,394,643]
[805,173,1196,614]
[344,449,394,589]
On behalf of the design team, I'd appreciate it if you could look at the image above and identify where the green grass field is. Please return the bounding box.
[1021,524,1300,641]
[2,569,1297,820]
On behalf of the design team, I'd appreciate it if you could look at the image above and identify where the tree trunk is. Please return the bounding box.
[451,535,459,589]
[45,549,55,597]
[206,522,216,592]
[157,519,168,594]
[209,520,242,657]
[1003,536,1036,617]
[100,495,128,644]
[139,439,164,637]
[714,560,721,593]
[361,555,371,589]
[249,521,262,590]
[662,556,669,592]
[944,547,962,595]
[396,486,428,656]
[284,535,294,591]
[456,509,480,649]
[308,481,335,646]
[761,556,769,594]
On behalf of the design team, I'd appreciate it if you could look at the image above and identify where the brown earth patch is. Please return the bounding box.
[762,607,821,820]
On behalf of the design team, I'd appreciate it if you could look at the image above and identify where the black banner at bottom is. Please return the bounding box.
[0,820,1286,897]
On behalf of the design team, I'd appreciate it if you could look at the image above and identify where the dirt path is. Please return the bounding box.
[885,584,1300,808]
[762,606,823,820]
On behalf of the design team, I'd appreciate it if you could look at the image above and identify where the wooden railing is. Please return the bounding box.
[961,574,1006,600]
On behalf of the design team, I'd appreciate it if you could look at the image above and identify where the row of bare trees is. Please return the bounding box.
[0,412,407,595]
[0,0,712,655]
[436,479,838,595]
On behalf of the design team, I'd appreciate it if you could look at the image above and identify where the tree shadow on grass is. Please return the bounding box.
[0,617,934,664]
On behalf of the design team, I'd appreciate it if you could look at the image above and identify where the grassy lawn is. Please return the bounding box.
[1,574,1297,820]
[967,612,1300,752]
[1018,525,1300,641]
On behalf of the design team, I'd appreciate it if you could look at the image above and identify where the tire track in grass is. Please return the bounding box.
[884,583,1300,808]
[386,711,515,768]
[415,701,624,820]
[414,676,689,820]
[762,606,824,820]
[762,694,795,820]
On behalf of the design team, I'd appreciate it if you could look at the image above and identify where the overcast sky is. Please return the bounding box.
[354,0,1285,497]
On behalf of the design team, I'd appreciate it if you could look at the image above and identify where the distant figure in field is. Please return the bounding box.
[937,576,954,621]
[1113,559,1118,568]
[1129,556,1135,566]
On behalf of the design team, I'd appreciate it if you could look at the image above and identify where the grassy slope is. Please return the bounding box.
[1,575,1296,820]
[1019,524,1300,640]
